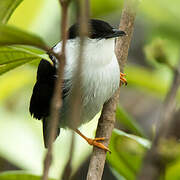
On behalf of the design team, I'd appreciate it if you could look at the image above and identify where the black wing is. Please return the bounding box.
[29,55,70,148]
[29,57,57,120]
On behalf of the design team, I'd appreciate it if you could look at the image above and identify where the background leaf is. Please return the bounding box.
[113,129,151,149]
[0,0,23,24]
[0,24,47,49]
[116,105,146,137]
[0,45,50,75]
[0,171,55,180]
[107,129,150,179]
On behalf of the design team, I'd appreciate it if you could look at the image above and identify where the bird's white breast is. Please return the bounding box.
[53,37,120,127]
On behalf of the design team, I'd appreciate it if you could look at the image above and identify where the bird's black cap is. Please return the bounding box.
[68,19,126,39]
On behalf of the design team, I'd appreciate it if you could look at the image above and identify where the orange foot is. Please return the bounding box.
[75,129,111,153]
[120,72,127,85]
[86,137,111,153]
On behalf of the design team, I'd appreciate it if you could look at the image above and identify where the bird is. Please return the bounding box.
[29,19,126,152]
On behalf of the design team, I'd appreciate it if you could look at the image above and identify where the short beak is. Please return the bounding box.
[104,29,126,39]
[112,29,126,37]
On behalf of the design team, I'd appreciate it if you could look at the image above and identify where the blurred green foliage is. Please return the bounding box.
[0,172,55,180]
[0,24,47,48]
[0,0,180,180]
[0,46,50,75]
[107,129,150,180]
[91,0,123,17]
[8,0,43,30]
[116,105,146,137]
[144,38,169,66]
[0,0,23,24]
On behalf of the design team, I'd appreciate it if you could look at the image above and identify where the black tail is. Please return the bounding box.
[43,118,60,148]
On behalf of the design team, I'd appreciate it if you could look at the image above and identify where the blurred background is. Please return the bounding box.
[0,0,180,179]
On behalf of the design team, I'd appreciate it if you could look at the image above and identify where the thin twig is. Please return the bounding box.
[138,63,180,180]
[42,1,69,180]
[61,0,89,179]
[68,0,89,129]
[86,0,138,180]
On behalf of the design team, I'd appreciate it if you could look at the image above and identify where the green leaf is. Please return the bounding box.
[0,45,51,75]
[107,129,151,180]
[0,171,55,180]
[0,0,23,24]
[0,24,47,49]
[125,64,169,97]
[113,129,151,149]
[110,167,126,180]
[116,105,146,138]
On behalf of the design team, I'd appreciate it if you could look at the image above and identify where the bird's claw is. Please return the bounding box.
[86,137,111,153]
[120,72,127,86]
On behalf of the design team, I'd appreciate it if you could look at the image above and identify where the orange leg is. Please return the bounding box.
[75,129,111,153]
[120,72,127,85]
[120,72,126,77]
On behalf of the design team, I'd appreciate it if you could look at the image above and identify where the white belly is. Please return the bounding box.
[60,53,120,128]
[81,54,120,123]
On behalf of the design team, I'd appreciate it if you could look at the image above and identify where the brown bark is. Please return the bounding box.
[86,0,138,180]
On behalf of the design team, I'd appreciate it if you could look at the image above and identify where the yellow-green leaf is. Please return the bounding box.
[0,171,55,180]
[0,24,47,49]
[0,45,50,75]
[0,0,23,24]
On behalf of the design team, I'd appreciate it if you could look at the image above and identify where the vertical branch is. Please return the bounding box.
[115,0,138,71]
[68,0,89,129]
[86,0,138,180]
[42,1,69,180]
[138,63,180,180]
[61,0,90,179]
